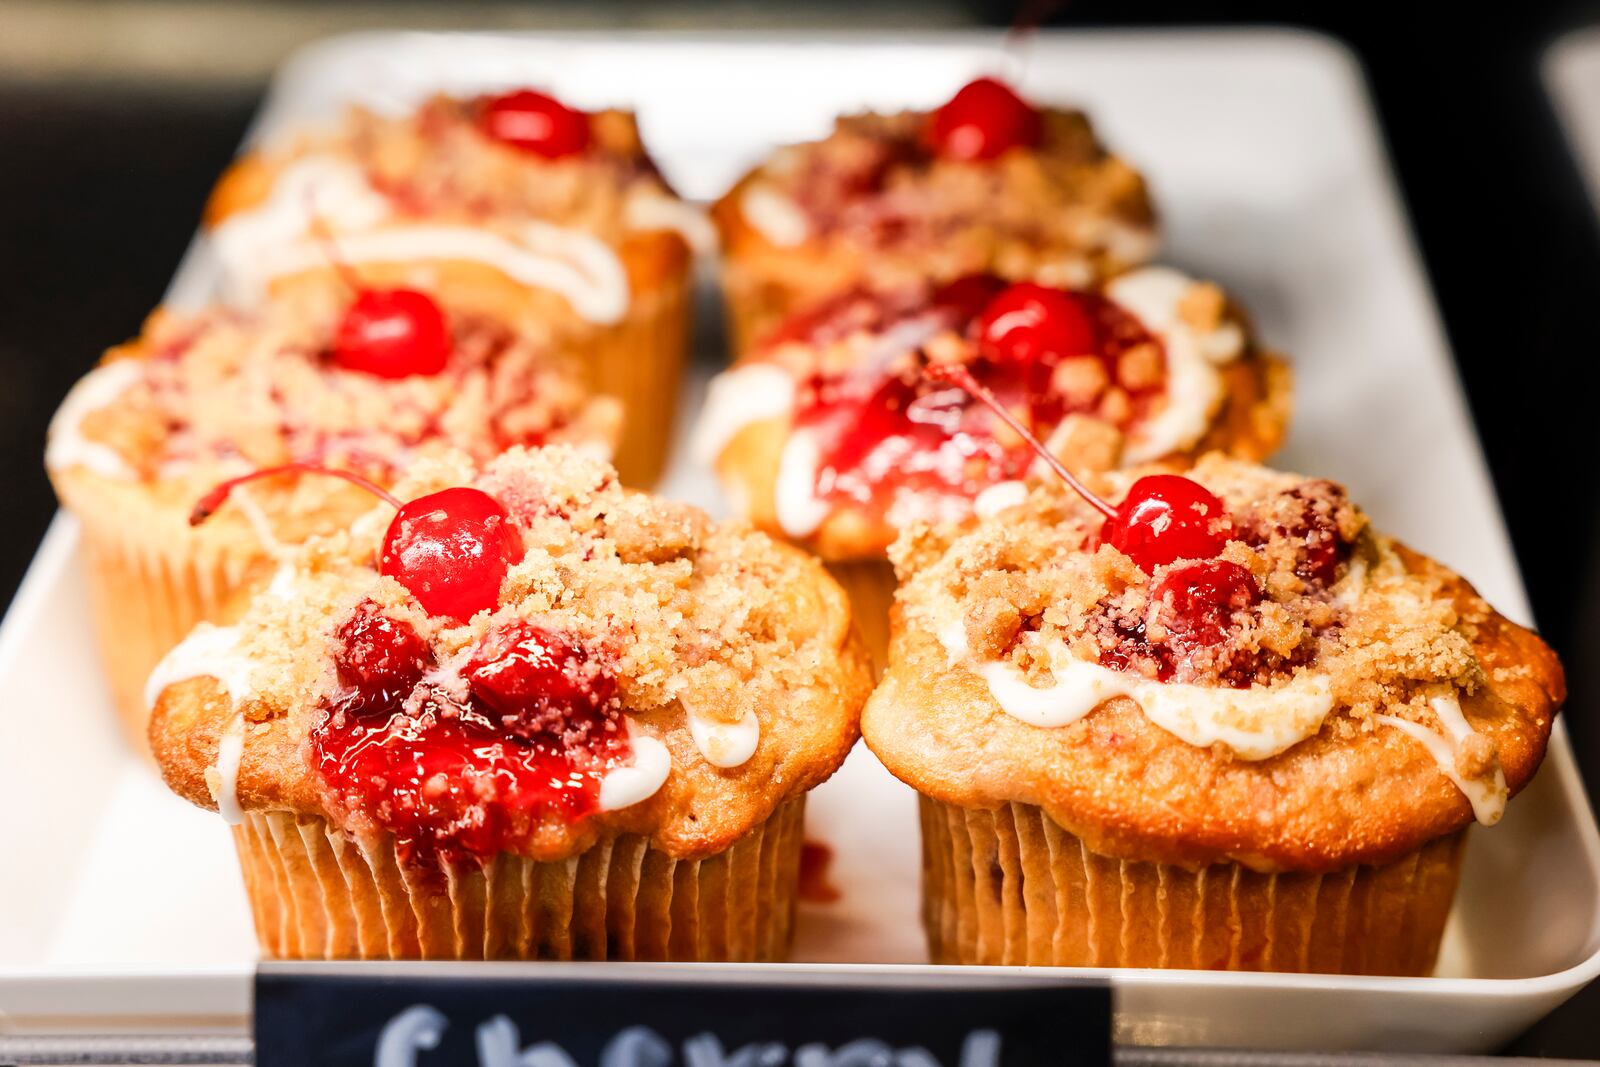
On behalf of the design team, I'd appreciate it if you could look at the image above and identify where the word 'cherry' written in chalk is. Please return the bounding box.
[376,1010,1004,1067]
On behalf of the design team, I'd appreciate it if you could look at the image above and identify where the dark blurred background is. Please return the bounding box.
[4,0,1600,1056]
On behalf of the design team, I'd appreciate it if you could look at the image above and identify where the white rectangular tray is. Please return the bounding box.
[4,28,1600,1055]
[1545,28,1600,213]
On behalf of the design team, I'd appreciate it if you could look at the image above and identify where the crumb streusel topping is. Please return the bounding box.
[730,109,1156,287]
[48,291,619,492]
[891,454,1533,825]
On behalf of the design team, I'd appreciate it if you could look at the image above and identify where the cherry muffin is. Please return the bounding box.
[712,76,1156,357]
[864,398,1563,973]
[205,89,709,484]
[148,446,870,960]
[695,268,1289,668]
[46,284,619,742]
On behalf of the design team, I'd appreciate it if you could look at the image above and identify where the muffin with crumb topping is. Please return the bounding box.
[148,446,871,960]
[864,454,1562,974]
[206,89,707,484]
[46,285,619,743]
[712,76,1156,357]
[696,269,1288,669]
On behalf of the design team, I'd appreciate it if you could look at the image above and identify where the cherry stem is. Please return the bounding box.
[303,191,366,295]
[190,463,402,527]
[926,360,1120,521]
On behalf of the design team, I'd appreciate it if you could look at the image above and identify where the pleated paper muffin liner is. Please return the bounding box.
[822,559,896,676]
[232,797,806,961]
[919,796,1466,975]
[73,502,260,749]
[581,271,692,488]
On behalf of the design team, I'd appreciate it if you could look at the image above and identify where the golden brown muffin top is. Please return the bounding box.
[46,286,619,503]
[865,455,1563,871]
[150,447,871,865]
[714,102,1155,289]
[698,268,1288,561]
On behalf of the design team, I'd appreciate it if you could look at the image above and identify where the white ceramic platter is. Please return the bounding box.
[3,27,1599,1055]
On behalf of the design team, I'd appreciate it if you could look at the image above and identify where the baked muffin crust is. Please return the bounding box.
[865,455,1563,872]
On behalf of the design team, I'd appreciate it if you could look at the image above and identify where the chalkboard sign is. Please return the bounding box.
[254,963,1111,1067]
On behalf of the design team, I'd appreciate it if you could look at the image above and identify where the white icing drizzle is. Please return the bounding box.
[774,428,832,538]
[597,727,673,812]
[973,480,1028,520]
[211,156,390,278]
[143,623,254,710]
[740,183,810,247]
[691,363,796,465]
[1376,694,1507,825]
[624,192,718,254]
[145,623,259,826]
[1104,267,1245,464]
[686,706,761,768]
[211,155,630,324]
[940,619,1334,761]
[45,360,144,479]
[212,714,248,826]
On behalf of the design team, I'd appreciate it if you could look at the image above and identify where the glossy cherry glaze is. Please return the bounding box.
[926,77,1041,161]
[314,607,629,865]
[795,277,1162,522]
[379,487,526,623]
[1151,559,1262,648]
[478,89,591,159]
[332,288,452,379]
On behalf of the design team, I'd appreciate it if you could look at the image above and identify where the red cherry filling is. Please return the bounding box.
[1101,474,1236,571]
[329,600,434,721]
[333,288,451,379]
[1150,560,1261,648]
[927,76,1041,161]
[380,487,525,624]
[479,89,590,159]
[797,278,1161,521]
[314,615,628,865]
[1273,483,1353,588]
[931,273,1009,322]
[976,282,1097,365]
[465,623,618,744]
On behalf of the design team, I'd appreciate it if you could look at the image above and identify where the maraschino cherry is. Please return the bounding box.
[332,287,451,379]
[926,362,1235,573]
[976,282,1097,365]
[927,76,1041,162]
[1104,474,1234,571]
[380,486,524,623]
[190,464,525,624]
[307,212,452,379]
[479,89,591,159]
